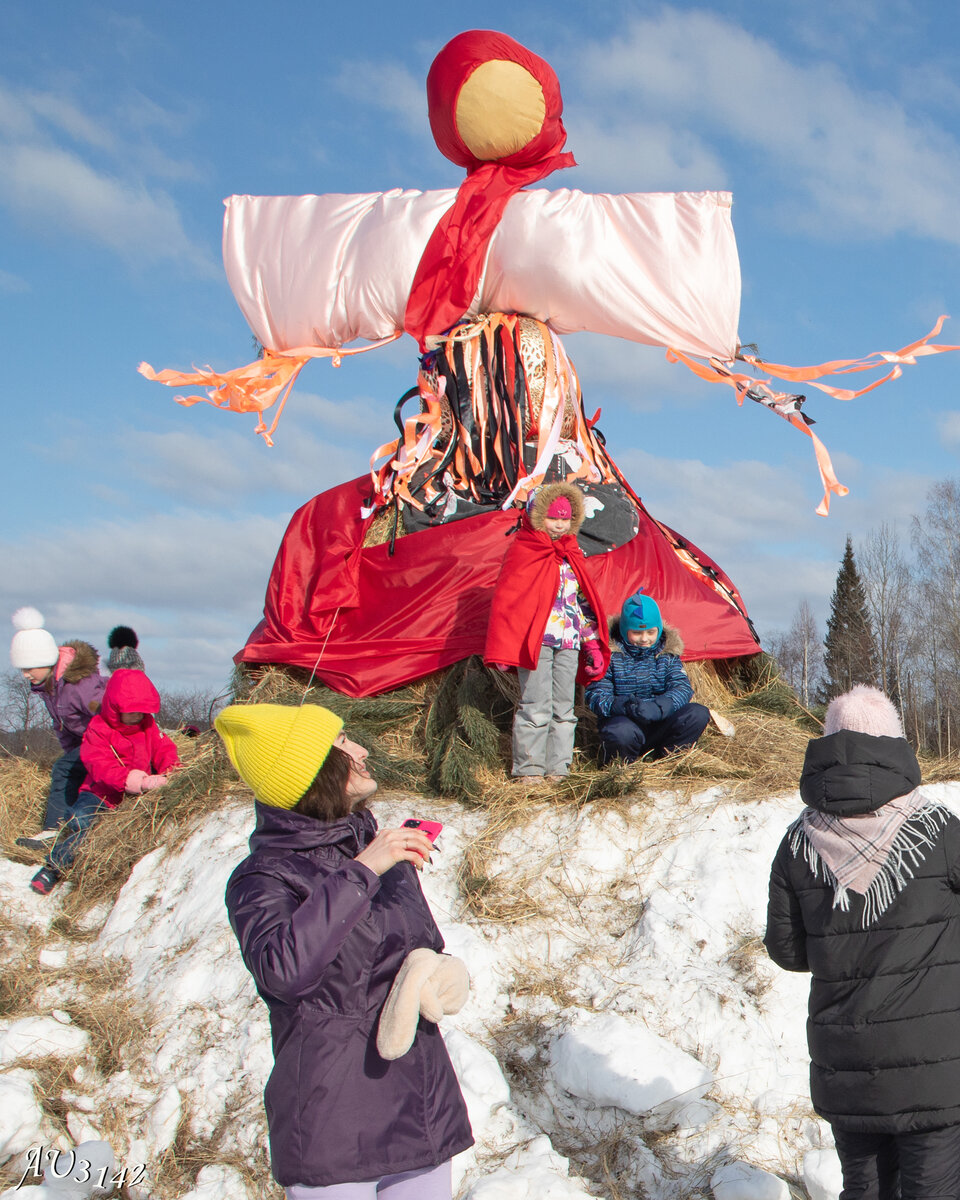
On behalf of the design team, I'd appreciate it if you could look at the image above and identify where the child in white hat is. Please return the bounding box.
[10,607,105,850]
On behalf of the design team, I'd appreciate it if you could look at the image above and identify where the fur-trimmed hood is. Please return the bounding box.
[59,640,101,683]
[527,482,585,536]
[610,619,684,657]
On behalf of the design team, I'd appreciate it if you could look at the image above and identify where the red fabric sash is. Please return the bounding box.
[404,30,575,349]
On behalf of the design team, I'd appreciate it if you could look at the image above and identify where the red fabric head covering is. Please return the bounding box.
[404,30,576,350]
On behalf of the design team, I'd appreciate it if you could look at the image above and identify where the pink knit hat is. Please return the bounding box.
[823,685,904,739]
[546,496,572,519]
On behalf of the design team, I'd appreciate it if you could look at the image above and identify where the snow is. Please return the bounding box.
[0,1015,89,1067]
[803,1149,844,1200]
[0,1070,45,1160]
[549,1011,713,1116]
[4,782,955,1198]
[711,1160,790,1199]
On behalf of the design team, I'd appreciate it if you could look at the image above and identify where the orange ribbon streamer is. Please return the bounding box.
[668,316,959,515]
[139,336,401,446]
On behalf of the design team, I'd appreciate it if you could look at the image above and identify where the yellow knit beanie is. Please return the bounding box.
[214,703,344,809]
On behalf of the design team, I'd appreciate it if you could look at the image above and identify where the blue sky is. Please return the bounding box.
[2,0,960,695]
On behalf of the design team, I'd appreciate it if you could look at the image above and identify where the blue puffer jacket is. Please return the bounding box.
[585,623,692,720]
[226,803,473,1188]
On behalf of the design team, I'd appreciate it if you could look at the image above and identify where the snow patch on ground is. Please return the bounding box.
[1,781,935,1198]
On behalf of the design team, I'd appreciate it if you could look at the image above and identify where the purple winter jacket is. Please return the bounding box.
[225,802,473,1189]
[32,642,106,752]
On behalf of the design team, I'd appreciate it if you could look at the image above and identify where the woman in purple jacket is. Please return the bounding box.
[216,702,473,1199]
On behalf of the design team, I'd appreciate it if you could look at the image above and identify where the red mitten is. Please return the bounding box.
[583,642,605,680]
[125,769,148,794]
[140,774,169,791]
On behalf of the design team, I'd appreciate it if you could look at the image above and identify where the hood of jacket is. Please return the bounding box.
[528,481,586,537]
[247,800,377,856]
[57,640,101,684]
[799,728,922,816]
[610,619,684,659]
[100,668,161,732]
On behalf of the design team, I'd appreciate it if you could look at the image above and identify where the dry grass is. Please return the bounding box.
[723,933,773,1001]
[638,711,812,800]
[920,752,960,783]
[0,913,48,1018]
[151,1091,283,1200]
[456,796,550,924]
[0,754,53,862]
[63,960,153,1078]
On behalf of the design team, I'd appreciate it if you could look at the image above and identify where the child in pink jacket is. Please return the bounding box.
[31,669,180,895]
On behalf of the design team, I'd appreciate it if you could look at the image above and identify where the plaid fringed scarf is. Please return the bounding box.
[789,790,949,928]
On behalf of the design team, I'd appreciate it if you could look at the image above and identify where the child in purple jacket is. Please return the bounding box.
[10,608,105,850]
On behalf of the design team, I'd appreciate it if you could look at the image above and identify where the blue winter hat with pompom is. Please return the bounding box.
[619,591,662,639]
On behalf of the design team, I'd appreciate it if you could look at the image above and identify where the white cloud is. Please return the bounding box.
[563,332,707,410]
[0,76,212,272]
[0,268,28,293]
[0,144,214,271]
[124,424,374,506]
[333,61,428,139]
[563,113,727,193]
[22,89,117,151]
[0,513,287,694]
[610,444,934,636]
[938,411,960,449]
[1,512,283,613]
[572,10,960,244]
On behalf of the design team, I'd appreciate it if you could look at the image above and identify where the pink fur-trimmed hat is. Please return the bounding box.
[823,685,904,739]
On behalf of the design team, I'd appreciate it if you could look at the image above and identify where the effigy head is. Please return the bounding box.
[426,29,569,172]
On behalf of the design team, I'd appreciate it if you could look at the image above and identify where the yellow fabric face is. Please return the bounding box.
[455,60,545,160]
[214,703,344,809]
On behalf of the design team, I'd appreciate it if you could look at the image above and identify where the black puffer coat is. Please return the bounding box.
[765,729,960,1133]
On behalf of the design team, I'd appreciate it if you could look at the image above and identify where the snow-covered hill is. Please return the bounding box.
[5,782,959,1199]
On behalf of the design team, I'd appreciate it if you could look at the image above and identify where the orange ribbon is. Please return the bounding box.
[667,316,959,515]
[139,335,402,446]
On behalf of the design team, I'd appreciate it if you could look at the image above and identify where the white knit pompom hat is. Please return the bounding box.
[823,685,904,739]
[10,607,59,669]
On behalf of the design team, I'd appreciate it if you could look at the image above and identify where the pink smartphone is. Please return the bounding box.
[402,818,443,842]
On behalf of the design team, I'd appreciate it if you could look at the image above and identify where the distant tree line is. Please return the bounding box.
[768,479,960,755]
[0,673,221,759]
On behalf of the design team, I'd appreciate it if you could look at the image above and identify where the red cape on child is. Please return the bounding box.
[483,516,610,685]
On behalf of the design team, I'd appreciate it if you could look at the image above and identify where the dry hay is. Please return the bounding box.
[638,710,812,800]
[0,754,53,861]
[63,959,154,1078]
[0,913,48,1019]
[151,1091,283,1200]
[920,752,960,783]
[236,654,818,815]
[456,795,550,924]
[238,665,427,791]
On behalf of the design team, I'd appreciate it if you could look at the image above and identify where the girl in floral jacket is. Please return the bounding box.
[484,482,608,780]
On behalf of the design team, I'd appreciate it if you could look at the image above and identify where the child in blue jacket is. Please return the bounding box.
[586,591,709,763]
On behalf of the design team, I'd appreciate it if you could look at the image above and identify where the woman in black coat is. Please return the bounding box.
[765,685,960,1200]
[215,702,473,1199]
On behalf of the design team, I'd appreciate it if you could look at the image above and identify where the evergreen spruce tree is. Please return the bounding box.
[820,537,879,702]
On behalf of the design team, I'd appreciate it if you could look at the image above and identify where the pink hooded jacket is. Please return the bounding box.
[79,669,179,808]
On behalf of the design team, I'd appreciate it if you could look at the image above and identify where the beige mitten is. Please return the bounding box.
[377,948,440,1061]
[377,949,471,1061]
[421,953,469,1021]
